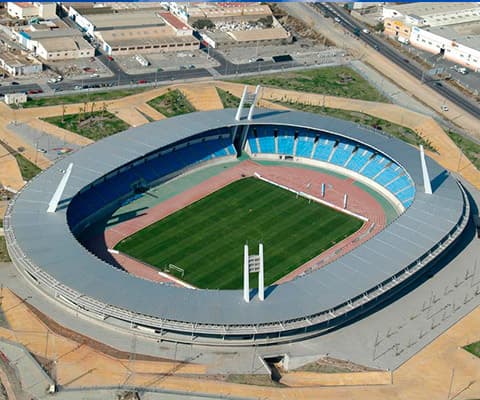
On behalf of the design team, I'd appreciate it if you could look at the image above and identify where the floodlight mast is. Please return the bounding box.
[258,243,264,301]
[235,86,249,121]
[47,163,73,213]
[419,145,432,195]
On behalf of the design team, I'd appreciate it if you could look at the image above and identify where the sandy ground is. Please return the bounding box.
[179,84,224,111]
[0,144,23,192]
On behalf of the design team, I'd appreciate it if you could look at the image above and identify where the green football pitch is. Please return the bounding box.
[115,178,363,289]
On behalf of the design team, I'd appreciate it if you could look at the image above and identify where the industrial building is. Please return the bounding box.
[382,2,480,72]
[0,51,42,76]
[7,2,57,20]
[15,27,94,61]
[67,6,198,56]
[200,26,291,49]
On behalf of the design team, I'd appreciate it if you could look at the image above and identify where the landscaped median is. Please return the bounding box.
[42,109,130,141]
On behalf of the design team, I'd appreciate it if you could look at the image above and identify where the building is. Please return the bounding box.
[7,2,57,20]
[200,26,291,49]
[0,52,42,76]
[15,28,94,61]
[410,25,480,72]
[382,2,480,72]
[167,2,272,24]
[4,92,27,105]
[67,7,198,56]
[382,2,480,27]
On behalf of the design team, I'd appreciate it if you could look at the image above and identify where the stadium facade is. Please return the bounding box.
[4,108,471,346]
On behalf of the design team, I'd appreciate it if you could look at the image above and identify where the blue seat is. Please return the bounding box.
[313,138,335,161]
[330,143,354,167]
[346,149,373,172]
[277,134,295,155]
[361,155,387,178]
[295,137,314,158]
[386,175,411,194]
[375,164,401,185]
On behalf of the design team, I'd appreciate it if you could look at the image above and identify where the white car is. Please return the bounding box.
[441,105,449,112]
[90,73,99,78]
[362,28,370,34]
[334,17,341,23]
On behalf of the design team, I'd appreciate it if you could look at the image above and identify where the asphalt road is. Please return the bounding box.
[314,2,480,120]
[0,44,301,97]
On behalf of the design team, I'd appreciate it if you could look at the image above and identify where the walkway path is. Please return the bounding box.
[0,144,23,192]
[179,84,223,111]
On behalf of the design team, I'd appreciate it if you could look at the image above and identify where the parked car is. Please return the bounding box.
[137,79,147,84]
[28,89,43,94]
[37,148,47,154]
[107,56,114,61]
[362,28,370,34]
[441,104,449,112]
[11,81,19,85]
[74,85,82,90]
[90,73,99,78]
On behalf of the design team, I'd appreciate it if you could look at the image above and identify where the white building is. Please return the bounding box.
[0,52,42,76]
[4,92,27,105]
[383,3,480,26]
[410,25,480,72]
[7,2,57,20]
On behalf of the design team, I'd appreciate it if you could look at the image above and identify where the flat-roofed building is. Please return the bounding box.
[36,36,94,61]
[410,24,480,71]
[201,26,291,49]
[96,26,198,56]
[4,92,27,105]
[383,2,480,27]
[15,27,94,60]
[7,2,57,20]
[0,52,42,76]
[67,7,198,56]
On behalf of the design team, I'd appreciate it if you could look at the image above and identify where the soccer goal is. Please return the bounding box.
[165,263,185,278]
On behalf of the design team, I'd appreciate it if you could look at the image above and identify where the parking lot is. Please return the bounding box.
[46,57,113,82]
[114,50,220,75]
[219,40,344,65]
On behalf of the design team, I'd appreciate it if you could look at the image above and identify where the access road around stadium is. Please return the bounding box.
[6,110,471,366]
[102,159,386,289]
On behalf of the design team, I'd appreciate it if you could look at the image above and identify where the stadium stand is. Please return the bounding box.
[246,126,415,208]
[68,134,235,227]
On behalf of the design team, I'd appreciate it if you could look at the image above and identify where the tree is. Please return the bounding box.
[192,19,215,30]
[375,22,385,33]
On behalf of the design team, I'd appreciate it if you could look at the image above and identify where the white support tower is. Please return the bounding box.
[235,86,249,121]
[419,145,432,195]
[243,244,250,303]
[258,243,264,301]
[47,163,73,213]
[243,243,265,303]
[247,85,261,121]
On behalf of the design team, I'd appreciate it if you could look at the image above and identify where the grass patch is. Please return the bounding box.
[15,88,147,109]
[42,110,130,141]
[464,341,480,358]
[14,153,41,181]
[147,89,195,118]
[278,101,436,152]
[231,66,388,102]
[447,131,480,171]
[115,178,363,289]
[0,237,10,262]
[225,374,283,387]
[216,87,241,108]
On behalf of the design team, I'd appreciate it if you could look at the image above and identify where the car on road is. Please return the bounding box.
[90,73,99,78]
[334,17,341,23]
[28,89,43,94]
[362,28,370,34]
[137,79,147,84]
[11,81,19,85]
[37,148,47,153]
[255,58,265,62]
[107,56,114,61]
[74,85,82,90]
[441,104,449,112]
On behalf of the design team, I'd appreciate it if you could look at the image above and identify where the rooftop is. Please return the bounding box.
[0,51,41,66]
[96,27,197,47]
[38,36,93,52]
[227,27,290,42]
[85,10,168,30]
[384,2,480,18]
[426,23,480,50]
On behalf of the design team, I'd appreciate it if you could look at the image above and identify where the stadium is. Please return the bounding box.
[4,89,472,347]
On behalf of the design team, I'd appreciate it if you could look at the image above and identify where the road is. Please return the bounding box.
[0,44,303,97]
[314,2,480,120]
